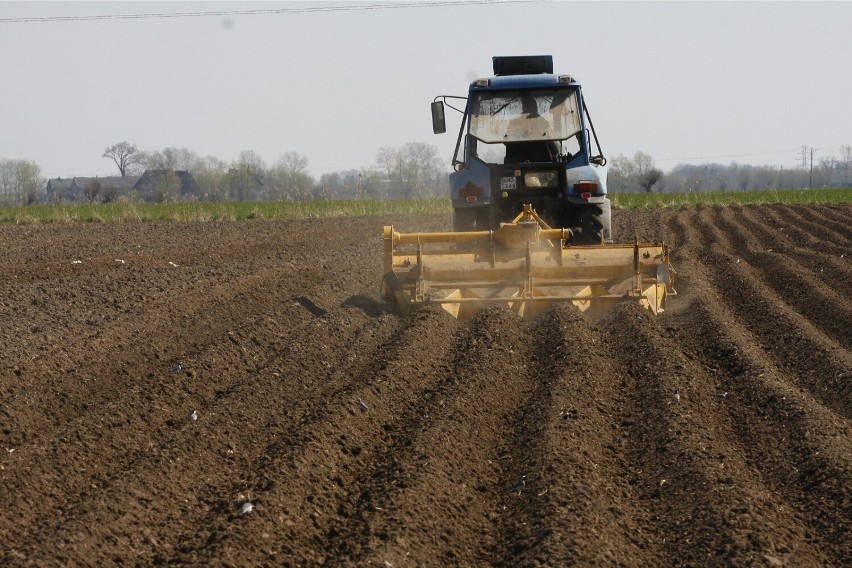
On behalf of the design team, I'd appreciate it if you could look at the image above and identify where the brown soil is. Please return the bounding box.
[1,204,850,566]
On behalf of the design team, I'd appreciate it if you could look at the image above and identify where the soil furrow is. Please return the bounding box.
[666,211,850,564]
[0,220,359,450]
[612,207,671,243]
[0,219,386,444]
[2,265,303,436]
[497,304,658,566]
[320,307,472,564]
[0,299,311,551]
[360,307,535,566]
[815,203,852,226]
[1,209,849,565]
[689,207,851,419]
[772,204,852,245]
[734,206,852,298]
[1,302,396,563]
[599,300,820,566]
[712,206,852,349]
[675,298,851,564]
[491,304,592,567]
[182,304,460,565]
[787,204,852,240]
[0,222,391,561]
[759,204,851,258]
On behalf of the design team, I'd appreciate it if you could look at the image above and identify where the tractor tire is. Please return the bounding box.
[573,203,611,244]
[453,207,477,232]
[454,206,494,231]
[476,206,495,231]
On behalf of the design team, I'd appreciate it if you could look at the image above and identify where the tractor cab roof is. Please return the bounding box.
[470,73,579,92]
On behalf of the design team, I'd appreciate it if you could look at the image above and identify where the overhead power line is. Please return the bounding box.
[0,0,528,23]
[656,149,800,162]
[657,146,848,165]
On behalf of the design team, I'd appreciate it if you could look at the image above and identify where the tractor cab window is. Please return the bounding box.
[469,89,582,144]
[469,89,583,164]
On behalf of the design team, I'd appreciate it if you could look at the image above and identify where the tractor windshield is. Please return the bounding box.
[469,89,582,144]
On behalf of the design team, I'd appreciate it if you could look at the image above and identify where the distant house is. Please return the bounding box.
[79,176,140,201]
[45,170,200,203]
[46,175,140,202]
[45,178,77,201]
[133,170,199,202]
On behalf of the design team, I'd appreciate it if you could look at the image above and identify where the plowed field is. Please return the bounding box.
[1,204,850,566]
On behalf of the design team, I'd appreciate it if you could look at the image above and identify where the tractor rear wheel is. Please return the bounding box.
[453,207,476,232]
[454,206,493,231]
[573,205,606,244]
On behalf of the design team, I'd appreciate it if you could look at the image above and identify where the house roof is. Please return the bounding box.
[47,176,141,192]
[46,178,75,191]
[75,176,140,190]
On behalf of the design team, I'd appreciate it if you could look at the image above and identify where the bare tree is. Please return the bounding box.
[376,146,402,194]
[143,147,200,171]
[609,152,661,193]
[376,143,445,198]
[103,141,143,176]
[840,144,851,185]
[266,152,313,200]
[639,168,663,193]
[608,154,632,193]
[167,147,200,171]
[0,158,15,199]
[236,150,267,176]
[278,151,308,175]
[18,160,43,204]
[194,155,229,200]
[0,158,44,204]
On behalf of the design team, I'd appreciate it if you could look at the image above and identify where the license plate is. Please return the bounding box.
[500,176,517,190]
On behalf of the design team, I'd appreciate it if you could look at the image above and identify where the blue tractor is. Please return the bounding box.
[431,55,612,244]
[380,55,675,321]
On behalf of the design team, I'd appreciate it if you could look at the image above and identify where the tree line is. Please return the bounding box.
[610,146,852,193]
[0,158,43,205]
[2,143,850,205]
[0,141,448,205]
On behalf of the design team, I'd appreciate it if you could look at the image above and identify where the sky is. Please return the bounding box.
[1,0,850,181]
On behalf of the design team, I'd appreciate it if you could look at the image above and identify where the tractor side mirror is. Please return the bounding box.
[431,101,446,134]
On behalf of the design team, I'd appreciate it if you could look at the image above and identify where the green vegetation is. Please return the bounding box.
[0,198,453,224]
[610,187,852,209]
[0,188,849,224]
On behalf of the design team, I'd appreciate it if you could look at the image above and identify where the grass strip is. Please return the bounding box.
[1,188,849,224]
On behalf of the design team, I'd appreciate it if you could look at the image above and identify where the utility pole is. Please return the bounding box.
[809,147,814,189]
[780,165,783,190]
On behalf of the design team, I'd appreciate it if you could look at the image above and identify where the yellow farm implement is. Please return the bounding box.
[382,206,676,321]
